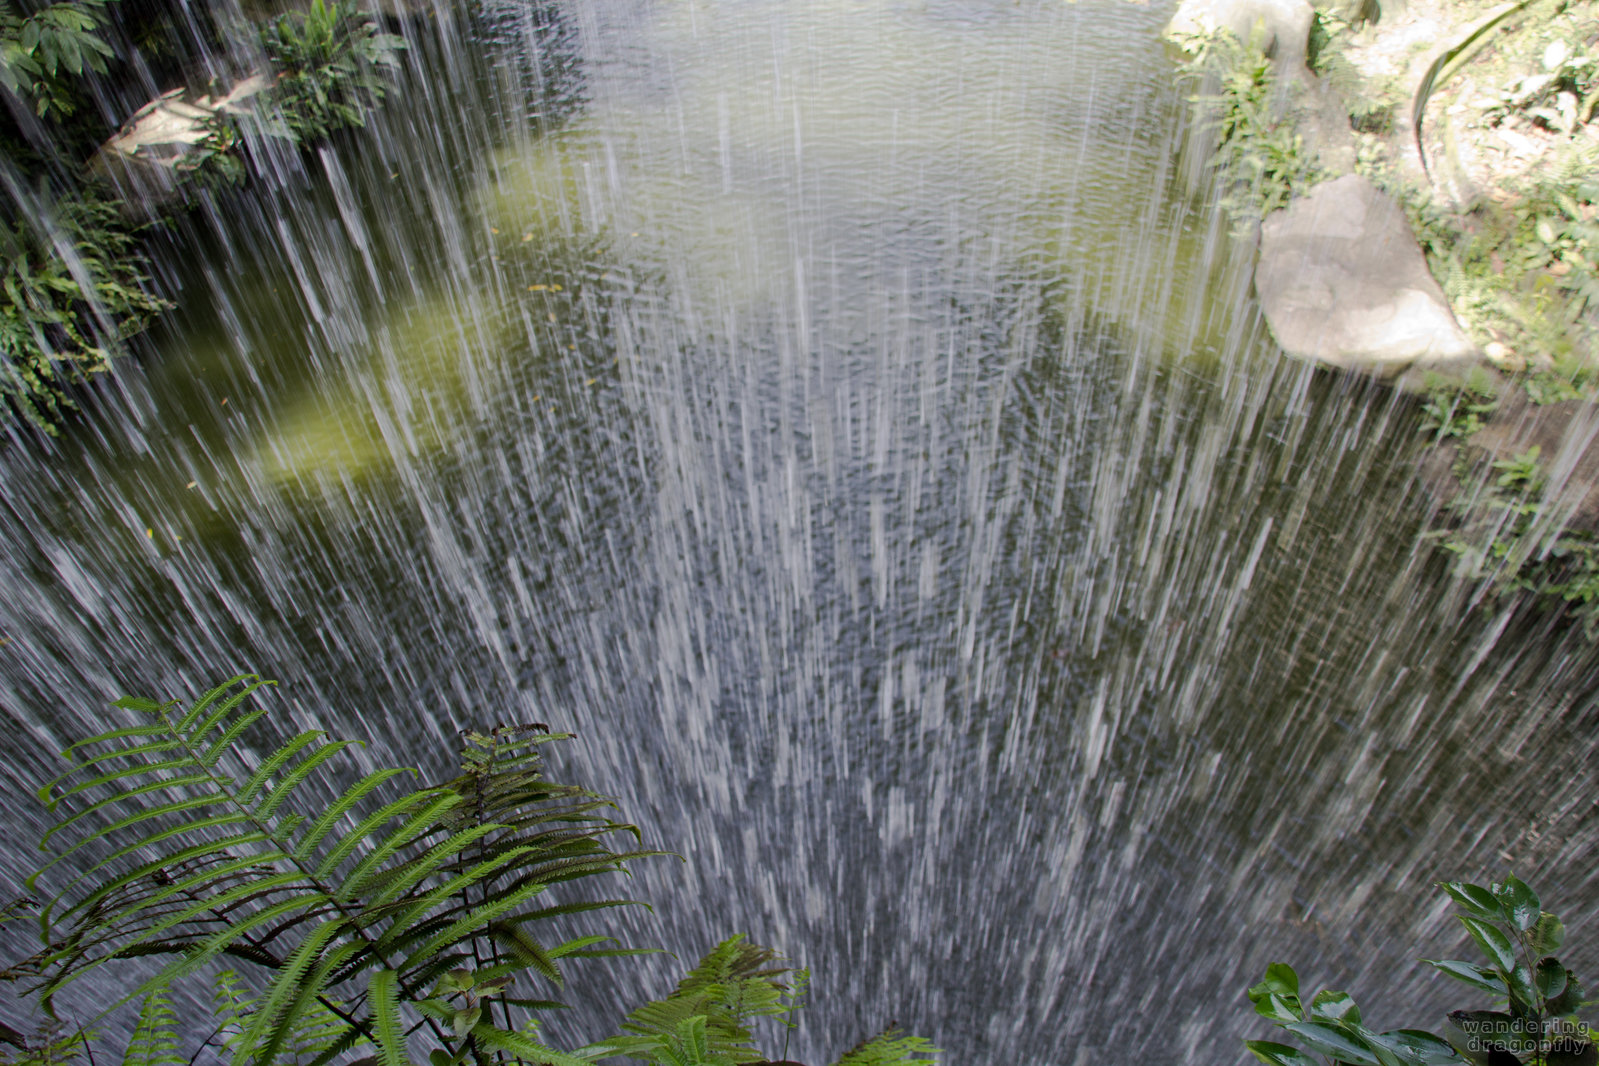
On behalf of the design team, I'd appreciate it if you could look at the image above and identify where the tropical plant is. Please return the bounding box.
[1245,876,1595,1066]
[260,0,404,145]
[176,111,251,189]
[0,0,115,117]
[1176,26,1322,229]
[2,677,942,1066]
[0,187,169,433]
[10,676,662,1065]
[1419,374,1497,440]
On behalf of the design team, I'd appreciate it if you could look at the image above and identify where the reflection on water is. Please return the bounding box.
[3,0,1599,1061]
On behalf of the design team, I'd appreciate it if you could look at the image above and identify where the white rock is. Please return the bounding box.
[1255,174,1481,379]
[1165,0,1315,69]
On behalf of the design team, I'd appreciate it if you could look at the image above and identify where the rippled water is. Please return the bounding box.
[4,0,1599,1061]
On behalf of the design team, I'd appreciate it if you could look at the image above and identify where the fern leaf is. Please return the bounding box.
[830,1028,940,1066]
[53,830,270,925]
[199,705,274,766]
[343,822,497,905]
[294,768,416,859]
[46,756,200,807]
[38,776,222,851]
[470,1020,596,1066]
[161,674,255,734]
[373,845,545,957]
[369,969,406,1066]
[237,923,353,1064]
[158,892,338,985]
[173,676,274,746]
[310,789,441,878]
[322,791,459,885]
[124,989,183,1066]
[257,739,361,818]
[237,731,325,805]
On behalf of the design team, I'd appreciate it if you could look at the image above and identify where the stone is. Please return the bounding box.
[88,74,271,211]
[1165,0,1315,69]
[1254,174,1481,380]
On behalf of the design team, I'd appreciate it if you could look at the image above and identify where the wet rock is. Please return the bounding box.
[1164,0,1315,69]
[88,74,270,209]
[1255,174,1481,380]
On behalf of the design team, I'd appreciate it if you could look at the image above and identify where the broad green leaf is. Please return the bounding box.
[1245,1042,1320,1066]
[1538,957,1570,1000]
[452,1006,481,1040]
[1376,1029,1465,1065]
[1492,877,1540,931]
[1310,989,1361,1026]
[1459,915,1517,973]
[1440,882,1504,922]
[1423,959,1506,996]
[1445,1010,1536,1058]
[1532,912,1566,955]
[1505,963,1538,1014]
[1280,1022,1379,1065]
[1548,968,1585,1016]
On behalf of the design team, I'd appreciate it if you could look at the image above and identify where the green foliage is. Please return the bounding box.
[0,1021,87,1066]
[1247,877,1596,1066]
[1429,440,1599,636]
[1177,27,1323,229]
[0,0,114,117]
[830,1030,940,1066]
[177,112,251,189]
[1419,373,1497,440]
[584,937,806,1064]
[15,676,661,1066]
[579,938,939,1066]
[0,189,170,434]
[4,678,939,1066]
[260,0,404,145]
[1473,32,1599,134]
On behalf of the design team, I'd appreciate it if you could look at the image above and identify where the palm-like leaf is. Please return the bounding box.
[25,677,661,1066]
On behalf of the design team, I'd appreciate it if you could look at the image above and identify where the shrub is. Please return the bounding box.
[0,676,938,1066]
[0,0,115,118]
[1176,27,1322,229]
[1245,876,1595,1066]
[0,188,168,434]
[260,0,405,145]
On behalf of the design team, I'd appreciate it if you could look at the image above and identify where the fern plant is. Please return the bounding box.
[16,675,661,1066]
[577,937,938,1066]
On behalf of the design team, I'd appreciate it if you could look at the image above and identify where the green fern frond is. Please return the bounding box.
[27,678,660,1066]
[123,990,182,1066]
[584,938,800,1065]
[830,1029,940,1066]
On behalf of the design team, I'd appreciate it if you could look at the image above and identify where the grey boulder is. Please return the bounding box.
[1254,174,1480,380]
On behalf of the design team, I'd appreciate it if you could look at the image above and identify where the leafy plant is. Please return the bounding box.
[0,0,114,117]
[581,938,937,1066]
[176,111,251,189]
[1176,27,1322,229]
[1419,374,1497,440]
[1246,876,1595,1066]
[3,678,941,1066]
[584,937,806,1065]
[0,188,170,433]
[11,676,661,1065]
[260,0,404,145]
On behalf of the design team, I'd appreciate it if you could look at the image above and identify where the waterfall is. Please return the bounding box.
[3,0,1598,1061]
